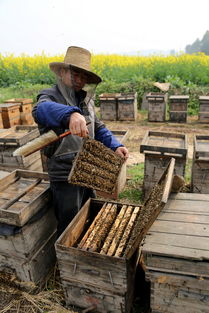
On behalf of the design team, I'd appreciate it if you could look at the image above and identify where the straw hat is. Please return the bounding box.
[49,46,102,84]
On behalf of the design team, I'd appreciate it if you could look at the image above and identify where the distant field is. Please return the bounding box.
[1,52,209,113]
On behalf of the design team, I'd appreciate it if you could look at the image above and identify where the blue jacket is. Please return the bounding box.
[32,85,123,181]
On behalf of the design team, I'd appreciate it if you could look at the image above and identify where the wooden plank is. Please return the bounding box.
[143,242,209,260]
[157,211,209,224]
[145,232,209,251]
[169,193,209,201]
[149,220,209,237]
[164,199,209,213]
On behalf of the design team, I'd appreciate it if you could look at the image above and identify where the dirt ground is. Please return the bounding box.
[104,112,209,166]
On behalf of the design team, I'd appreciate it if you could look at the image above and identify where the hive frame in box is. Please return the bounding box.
[55,158,175,312]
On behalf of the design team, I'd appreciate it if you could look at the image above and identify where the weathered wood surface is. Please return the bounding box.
[191,159,209,194]
[142,193,209,272]
[0,170,50,226]
[147,271,209,313]
[198,112,209,123]
[140,130,187,156]
[194,135,209,159]
[0,125,39,146]
[99,94,118,121]
[143,154,186,199]
[56,198,139,294]
[61,279,132,313]
[0,205,57,259]
[117,92,137,121]
[0,230,56,283]
[111,130,129,144]
[169,111,187,123]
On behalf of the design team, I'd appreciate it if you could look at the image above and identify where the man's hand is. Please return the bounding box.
[115,146,129,160]
[69,112,89,137]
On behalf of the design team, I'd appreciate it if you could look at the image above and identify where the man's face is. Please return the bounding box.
[60,68,88,91]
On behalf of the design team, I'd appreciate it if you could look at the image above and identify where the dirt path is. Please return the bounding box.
[104,113,209,166]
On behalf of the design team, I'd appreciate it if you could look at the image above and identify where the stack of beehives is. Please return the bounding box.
[146,92,167,122]
[3,98,34,126]
[169,95,189,123]
[199,96,209,123]
[0,170,57,283]
[99,92,137,121]
[0,125,43,172]
[142,192,209,313]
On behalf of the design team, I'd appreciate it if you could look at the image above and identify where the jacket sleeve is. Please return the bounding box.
[95,126,123,151]
[32,96,81,128]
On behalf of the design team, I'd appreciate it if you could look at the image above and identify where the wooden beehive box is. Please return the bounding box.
[198,96,209,123]
[117,92,138,121]
[169,95,189,123]
[0,169,50,226]
[4,98,33,125]
[146,93,167,122]
[0,125,42,171]
[99,93,120,121]
[0,103,21,128]
[97,130,129,199]
[0,169,56,283]
[142,192,209,313]
[0,108,3,128]
[68,137,124,197]
[56,159,175,312]
[140,131,187,199]
[191,135,209,193]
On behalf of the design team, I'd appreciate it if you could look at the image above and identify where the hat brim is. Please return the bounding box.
[49,62,102,84]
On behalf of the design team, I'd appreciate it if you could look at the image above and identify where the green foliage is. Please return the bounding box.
[119,163,144,204]
[0,83,51,103]
[186,30,209,55]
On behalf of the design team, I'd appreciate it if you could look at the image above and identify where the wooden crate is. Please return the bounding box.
[169,95,189,123]
[146,93,167,122]
[0,204,56,259]
[4,98,33,125]
[0,103,21,128]
[0,125,39,146]
[55,199,139,313]
[140,131,187,198]
[117,92,137,121]
[191,135,209,193]
[0,126,41,171]
[0,170,50,226]
[0,230,56,284]
[198,96,209,123]
[97,130,129,199]
[0,108,3,128]
[142,192,209,313]
[99,93,119,121]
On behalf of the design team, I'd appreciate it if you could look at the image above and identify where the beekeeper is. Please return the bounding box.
[32,46,129,236]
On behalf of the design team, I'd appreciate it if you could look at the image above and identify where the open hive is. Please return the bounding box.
[0,125,42,172]
[56,159,175,312]
[68,137,124,195]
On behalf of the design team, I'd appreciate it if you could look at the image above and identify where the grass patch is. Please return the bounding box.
[119,163,144,204]
[0,83,50,103]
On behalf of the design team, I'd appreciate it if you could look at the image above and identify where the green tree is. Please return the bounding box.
[201,30,209,55]
[185,38,201,54]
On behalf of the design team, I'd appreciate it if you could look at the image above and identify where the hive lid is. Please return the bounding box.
[4,98,33,105]
[0,103,21,109]
[140,130,187,157]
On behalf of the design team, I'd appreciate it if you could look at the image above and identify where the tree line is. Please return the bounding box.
[186,30,209,55]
